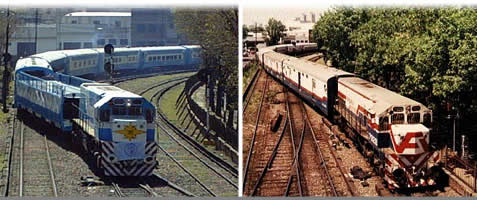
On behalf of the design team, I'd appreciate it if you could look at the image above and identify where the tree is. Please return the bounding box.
[243,24,249,39]
[264,18,286,45]
[313,7,477,151]
[174,8,238,126]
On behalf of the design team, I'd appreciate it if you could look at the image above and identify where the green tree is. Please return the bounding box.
[264,18,286,45]
[243,24,249,39]
[174,8,238,126]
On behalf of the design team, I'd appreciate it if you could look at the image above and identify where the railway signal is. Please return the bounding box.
[104,44,115,80]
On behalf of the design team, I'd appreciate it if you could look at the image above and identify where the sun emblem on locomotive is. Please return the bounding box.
[115,125,145,141]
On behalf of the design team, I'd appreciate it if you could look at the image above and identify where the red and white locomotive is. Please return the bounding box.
[257,43,442,191]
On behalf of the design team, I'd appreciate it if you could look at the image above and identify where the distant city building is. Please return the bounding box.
[10,24,57,58]
[130,8,182,47]
[59,12,131,50]
[244,32,265,48]
[9,8,185,59]
[9,8,77,58]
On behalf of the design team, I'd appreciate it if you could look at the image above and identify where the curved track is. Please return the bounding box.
[243,72,356,196]
[117,74,237,196]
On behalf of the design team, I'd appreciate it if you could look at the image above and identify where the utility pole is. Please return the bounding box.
[255,22,257,48]
[2,7,12,113]
[206,74,210,135]
[447,103,459,152]
[34,8,38,54]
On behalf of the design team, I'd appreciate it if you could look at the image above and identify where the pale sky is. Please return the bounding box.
[243,6,332,27]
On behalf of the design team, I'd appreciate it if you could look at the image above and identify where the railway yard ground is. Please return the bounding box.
[0,71,237,197]
[242,64,463,197]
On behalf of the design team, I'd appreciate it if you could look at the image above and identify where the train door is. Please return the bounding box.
[327,76,338,119]
[298,72,301,91]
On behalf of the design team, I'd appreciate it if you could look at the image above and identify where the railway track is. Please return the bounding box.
[110,177,158,197]
[6,116,58,197]
[243,68,261,112]
[243,72,357,196]
[243,71,270,191]
[116,75,236,196]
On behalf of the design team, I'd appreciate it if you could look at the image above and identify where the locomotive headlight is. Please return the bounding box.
[144,156,155,164]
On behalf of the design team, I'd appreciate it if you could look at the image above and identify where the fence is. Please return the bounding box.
[182,75,238,160]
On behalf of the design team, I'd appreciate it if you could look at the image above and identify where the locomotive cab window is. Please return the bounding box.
[100,110,110,122]
[112,106,126,115]
[407,113,420,124]
[391,113,405,124]
[128,106,142,116]
[379,116,389,130]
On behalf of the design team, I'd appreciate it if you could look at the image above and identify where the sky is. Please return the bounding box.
[242,6,331,27]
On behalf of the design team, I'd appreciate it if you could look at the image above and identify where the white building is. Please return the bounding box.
[59,12,131,50]
[9,11,132,58]
[9,24,57,57]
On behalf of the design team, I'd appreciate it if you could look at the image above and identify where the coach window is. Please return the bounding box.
[379,116,389,130]
[407,113,420,124]
[391,113,405,124]
[148,57,152,61]
[97,39,105,45]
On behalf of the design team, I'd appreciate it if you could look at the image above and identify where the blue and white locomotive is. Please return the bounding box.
[13,45,201,176]
[73,82,157,176]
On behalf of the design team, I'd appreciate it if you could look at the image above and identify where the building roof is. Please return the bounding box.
[65,12,131,17]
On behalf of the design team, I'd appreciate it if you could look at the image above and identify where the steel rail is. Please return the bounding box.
[44,134,58,197]
[137,76,190,96]
[138,182,158,197]
[152,80,238,179]
[3,116,15,197]
[243,73,269,189]
[250,118,289,196]
[283,89,303,196]
[152,173,197,197]
[243,68,261,112]
[302,102,340,196]
[19,123,23,197]
[156,142,217,196]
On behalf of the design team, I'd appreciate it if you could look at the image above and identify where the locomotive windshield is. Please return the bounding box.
[110,98,143,116]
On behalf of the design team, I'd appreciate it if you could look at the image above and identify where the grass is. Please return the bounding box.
[115,72,196,93]
[159,83,185,123]
[243,62,259,92]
